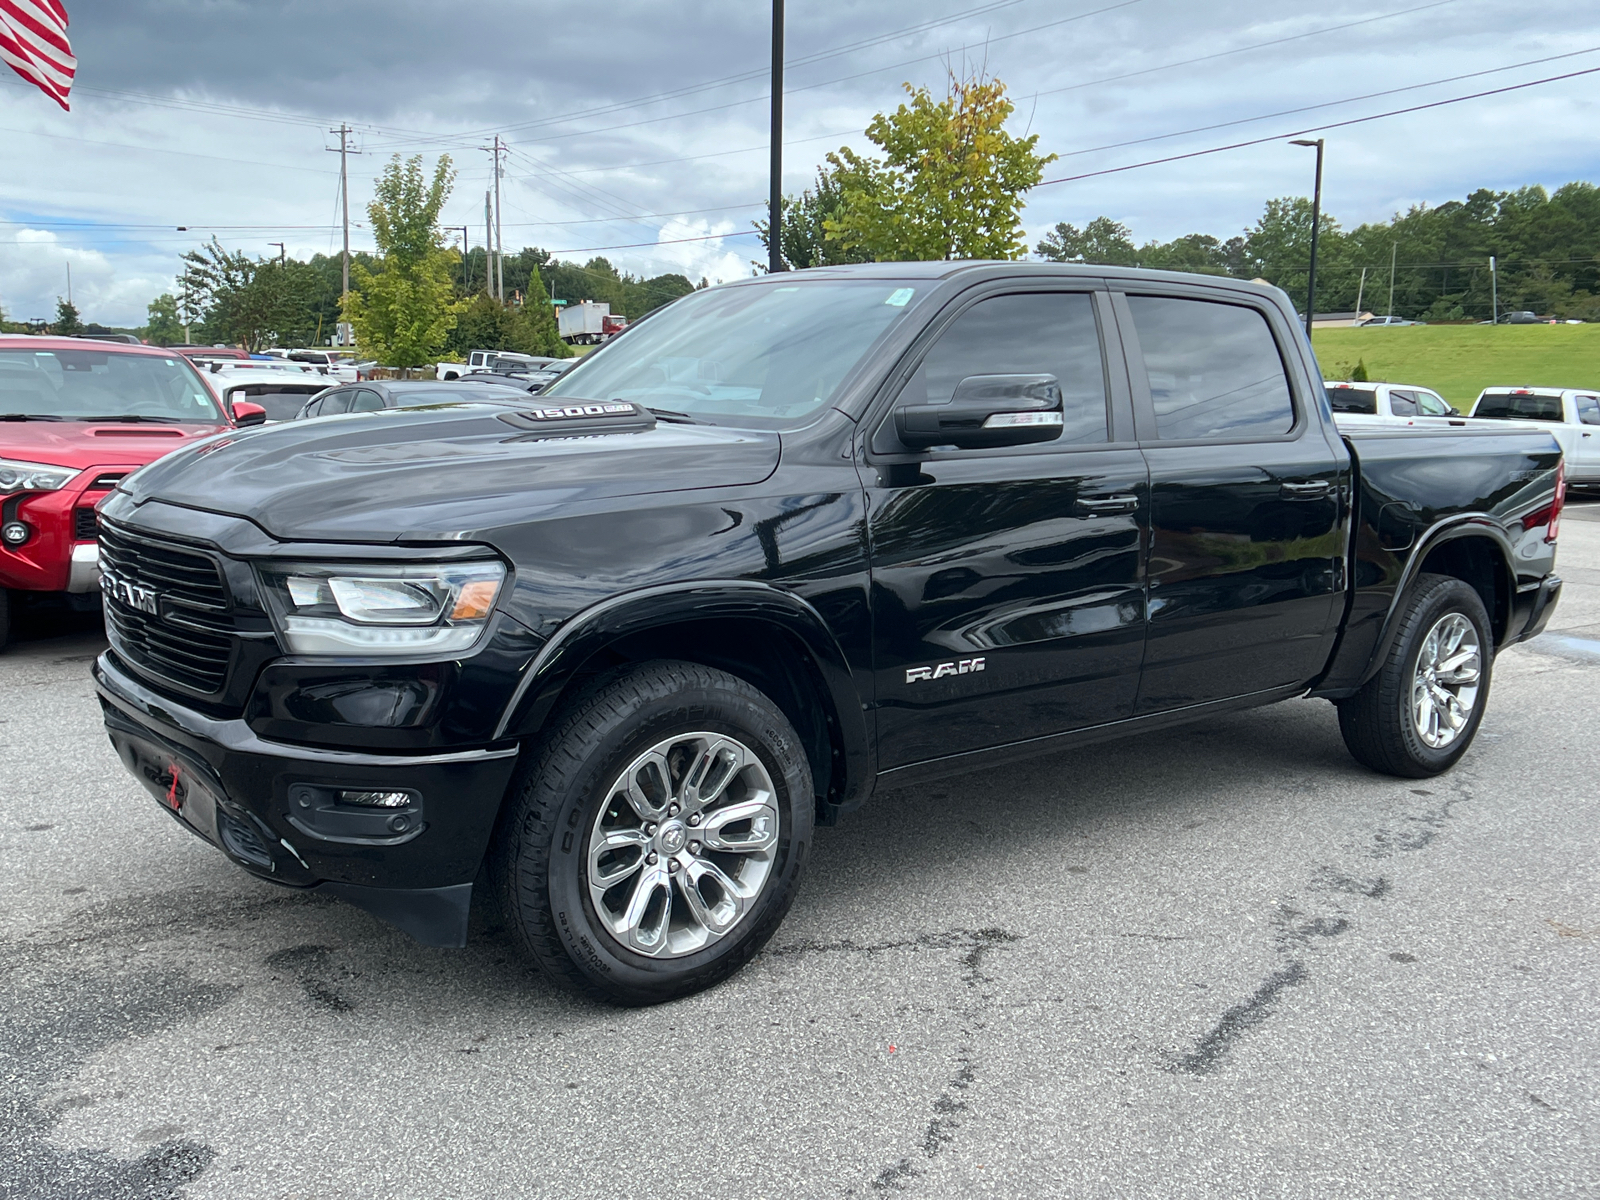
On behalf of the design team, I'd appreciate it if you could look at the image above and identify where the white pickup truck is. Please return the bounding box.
[1468,386,1600,486]
[436,350,559,381]
[1326,381,1466,430]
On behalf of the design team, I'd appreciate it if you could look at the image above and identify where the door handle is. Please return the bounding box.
[1280,480,1332,500]
[1075,494,1140,516]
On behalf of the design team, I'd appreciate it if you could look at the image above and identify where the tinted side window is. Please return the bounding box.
[350,388,386,412]
[1126,297,1295,440]
[1418,391,1454,416]
[316,390,353,415]
[915,292,1108,446]
[1388,390,1419,417]
[1576,395,1600,426]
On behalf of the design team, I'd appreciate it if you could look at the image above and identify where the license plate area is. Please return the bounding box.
[103,710,224,848]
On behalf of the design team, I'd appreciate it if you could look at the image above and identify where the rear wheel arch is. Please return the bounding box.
[496,586,870,821]
[1363,523,1515,688]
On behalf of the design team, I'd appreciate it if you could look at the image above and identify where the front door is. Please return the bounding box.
[864,288,1149,770]
[1112,288,1351,713]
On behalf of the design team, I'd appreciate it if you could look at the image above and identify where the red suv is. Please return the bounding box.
[0,337,264,650]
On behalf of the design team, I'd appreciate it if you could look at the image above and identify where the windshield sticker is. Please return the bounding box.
[885,288,915,307]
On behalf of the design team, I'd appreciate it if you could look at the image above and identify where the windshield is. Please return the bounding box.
[540,279,924,428]
[1326,385,1377,414]
[0,348,225,423]
[1474,392,1562,421]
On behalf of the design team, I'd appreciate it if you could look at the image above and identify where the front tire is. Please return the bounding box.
[1337,573,1493,777]
[489,660,813,1005]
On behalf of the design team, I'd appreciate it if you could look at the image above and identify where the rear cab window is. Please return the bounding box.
[1474,391,1563,421]
[1326,386,1377,414]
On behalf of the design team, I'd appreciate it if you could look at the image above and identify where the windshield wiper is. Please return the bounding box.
[0,413,63,421]
[645,406,708,425]
[76,414,190,424]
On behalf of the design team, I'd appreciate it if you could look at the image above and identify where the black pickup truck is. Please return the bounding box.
[93,262,1565,1004]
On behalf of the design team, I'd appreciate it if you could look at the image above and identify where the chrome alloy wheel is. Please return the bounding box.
[1409,612,1482,749]
[587,732,780,958]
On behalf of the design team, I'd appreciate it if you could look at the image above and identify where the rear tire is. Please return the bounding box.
[1337,573,1493,777]
[488,660,813,1005]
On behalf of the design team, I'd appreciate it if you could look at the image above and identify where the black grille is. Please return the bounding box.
[74,508,98,541]
[99,521,233,695]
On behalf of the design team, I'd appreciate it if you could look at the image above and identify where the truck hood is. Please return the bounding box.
[118,403,781,543]
[1,419,227,469]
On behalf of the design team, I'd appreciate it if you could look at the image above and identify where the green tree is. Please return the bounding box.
[52,297,84,335]
[343,154,465,366]
[145,293,183,345]
[824,72,1056,262]
[755,167,871,270]
[1035,217,1138,265]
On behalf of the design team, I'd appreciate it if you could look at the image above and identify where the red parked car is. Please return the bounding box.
[0,337,264,650]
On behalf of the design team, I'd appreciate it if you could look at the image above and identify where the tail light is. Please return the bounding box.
[1547,459,1566,544]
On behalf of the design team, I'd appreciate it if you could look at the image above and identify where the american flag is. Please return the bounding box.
[0,0,74,111]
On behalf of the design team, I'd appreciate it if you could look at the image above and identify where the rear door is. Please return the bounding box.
[1112,286,1351,712]
[864,285,1149,769]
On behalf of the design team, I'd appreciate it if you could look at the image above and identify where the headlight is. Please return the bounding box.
[0,457,79,494]
[257,561,506,656]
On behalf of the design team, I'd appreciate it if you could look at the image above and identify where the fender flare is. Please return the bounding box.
[492,580,873,806]
[1358,514,1517,688]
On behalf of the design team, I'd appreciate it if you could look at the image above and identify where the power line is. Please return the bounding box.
[1036,64,1600,188]
[1052,45,1600,161]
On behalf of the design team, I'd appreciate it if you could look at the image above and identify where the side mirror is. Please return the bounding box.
[231,400,267,427]
[895,374,1064,451]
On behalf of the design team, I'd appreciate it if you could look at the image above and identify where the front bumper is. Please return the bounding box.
[95,650,521,946]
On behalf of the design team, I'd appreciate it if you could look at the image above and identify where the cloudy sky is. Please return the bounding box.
[2,0,1597,326]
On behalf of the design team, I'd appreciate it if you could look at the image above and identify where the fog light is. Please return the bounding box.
[1,521,30,547]
[339,789,412,808]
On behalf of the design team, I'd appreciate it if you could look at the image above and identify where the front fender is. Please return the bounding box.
[492,580,873,806]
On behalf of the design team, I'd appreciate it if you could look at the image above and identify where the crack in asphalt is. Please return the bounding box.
[773,928,1021,1195]
[1169,780,1471,1077]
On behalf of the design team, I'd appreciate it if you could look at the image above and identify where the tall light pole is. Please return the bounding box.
[1290,138,1324,339]
[769,0,784,274]
[1489,255,1498,324]
[268,242,286,267]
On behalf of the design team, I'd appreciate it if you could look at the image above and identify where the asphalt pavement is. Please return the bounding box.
[3,508,1599,1199]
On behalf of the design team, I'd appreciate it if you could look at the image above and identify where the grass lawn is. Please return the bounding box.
[1310,324,1600,409]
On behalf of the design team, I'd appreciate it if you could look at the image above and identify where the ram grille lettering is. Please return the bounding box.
[100,570,160,615]
[905,658,986,684]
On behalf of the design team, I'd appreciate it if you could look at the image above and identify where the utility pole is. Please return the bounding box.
[485,191,495,299]
[1354,266,1367,321]
[327,125,357,306]
[268,242,286,267]
[769,0,785,274]
[494,136,505,302]
[481,138,508,301]
[1387,242,1398,320]
[1289,138,1323,339]
[1489,255,1499,324]
[65,262,71,306]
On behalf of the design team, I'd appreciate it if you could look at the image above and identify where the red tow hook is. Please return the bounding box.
[166,763,182,810]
